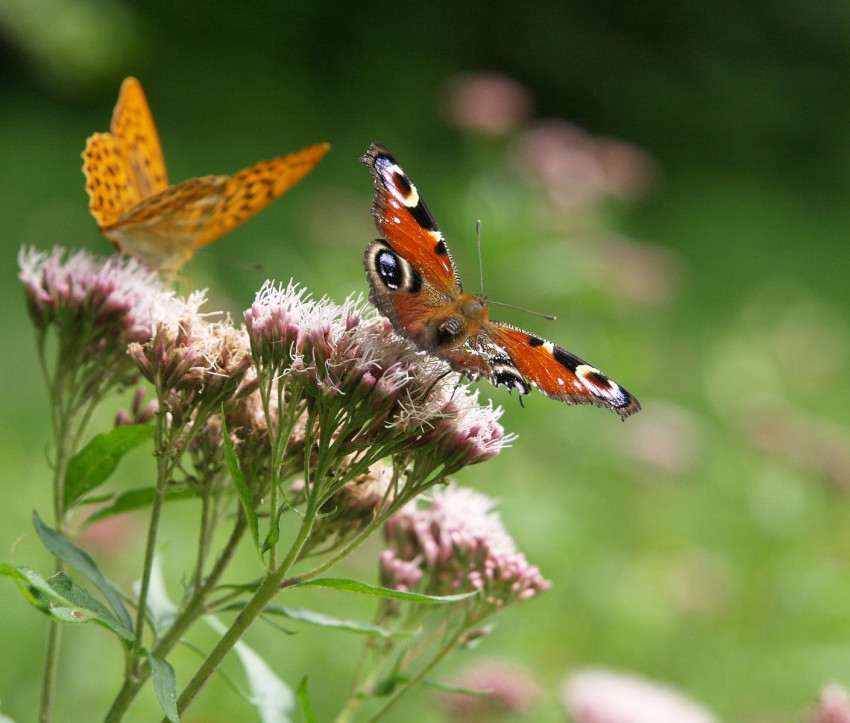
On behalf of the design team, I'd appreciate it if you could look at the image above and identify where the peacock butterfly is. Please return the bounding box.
[361,142,641,419]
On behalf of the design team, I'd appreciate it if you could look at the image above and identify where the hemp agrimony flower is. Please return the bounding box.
[18,246,171,408]
[382,485,550,615]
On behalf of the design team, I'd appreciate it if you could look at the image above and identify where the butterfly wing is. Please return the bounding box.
[188,145,330,248]
[362,144,461,294]
[472,322,641,419]
[82,77,168,229]
[103,144,330,275]
[362,143,466,347]
[110,77,169,199]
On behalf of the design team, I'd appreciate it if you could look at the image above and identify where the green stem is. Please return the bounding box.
[172,502,320,718]
[39,362,77,723]
[103,511,247,722]
[362,626,467,723]
[132,408,170,657]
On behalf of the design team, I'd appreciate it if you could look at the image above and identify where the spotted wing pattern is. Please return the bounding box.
[82,76,329,275]
[362,142,641,419]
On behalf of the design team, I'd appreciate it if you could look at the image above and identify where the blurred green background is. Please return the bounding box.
[2,1,850,720]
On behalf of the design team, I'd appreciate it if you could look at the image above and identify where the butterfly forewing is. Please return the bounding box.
[110,77,168,199]
[190,147,331,248]
[83,132,145,228]
[362,144,461,296]
[484,324,641,419]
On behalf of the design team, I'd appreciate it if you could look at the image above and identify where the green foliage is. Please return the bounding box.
[32,512,133,632]
[65,425,153,507]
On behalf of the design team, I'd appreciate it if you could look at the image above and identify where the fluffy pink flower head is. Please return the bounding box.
[382,485,550,611]
[413,390,515,473]
[18,246,167,349]
[129,294,253,424]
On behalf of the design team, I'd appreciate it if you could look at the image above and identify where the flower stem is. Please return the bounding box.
[132,407,171,657]
[39,361,77,723]
[173,501,320,718]
[103,511,247,721]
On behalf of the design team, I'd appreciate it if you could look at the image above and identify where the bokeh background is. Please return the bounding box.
[2,1,850,720]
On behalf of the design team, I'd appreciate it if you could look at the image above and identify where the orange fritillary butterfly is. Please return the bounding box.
[82,77,330,275]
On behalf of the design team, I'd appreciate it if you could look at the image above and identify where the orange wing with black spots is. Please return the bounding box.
[82,77,329,275]
[362,143,460,297]
[482,323,641,418]
[362,142,641,420]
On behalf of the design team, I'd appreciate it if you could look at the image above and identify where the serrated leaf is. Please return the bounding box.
[206,617,293,723]
[297,578,478,604]
[65,425,153,506]
[297,677,315,723]
[84,486,196,526]
[0,565,133,641]
[32,511,133,631]
[147,651,178,722]
[222,415,259,553]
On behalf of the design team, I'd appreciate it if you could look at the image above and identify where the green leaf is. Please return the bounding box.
[147,651,179,723]
[261,503,285,554]
[0,565,133,641]
[65,425,153,506]
[222,414,259,552]
[83,486,196,526]
[297,578,478,605]
[297,677,315,723]
[250,605,402,638]
[32,511,133,632]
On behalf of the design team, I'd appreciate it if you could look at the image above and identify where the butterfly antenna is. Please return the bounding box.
[198,249,265,272]
[488,299,557,321]
[476,219,484,294]
[476,219,556,320]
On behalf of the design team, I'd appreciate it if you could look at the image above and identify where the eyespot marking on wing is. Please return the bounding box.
[367,240,422,293]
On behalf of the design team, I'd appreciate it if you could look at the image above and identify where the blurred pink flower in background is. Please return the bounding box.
[443,72,534,136]
[810,685,850,723]
[562,669,717,723]
[441,660,541,720]
[577,237,682,308]
[741,404,850,493]
[514,120,656,212]
[623,402,702,474]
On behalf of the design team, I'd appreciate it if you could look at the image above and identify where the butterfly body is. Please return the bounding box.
[362,143,641,419]
[83,77,329,275]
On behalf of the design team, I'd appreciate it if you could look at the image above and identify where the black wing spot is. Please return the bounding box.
[435,239,448,256]
[553,346,580,372]
[528,335,544,347]
[409,199,439,232]
[376,249,402,289]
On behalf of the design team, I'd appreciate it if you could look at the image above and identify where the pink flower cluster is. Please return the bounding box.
[18,245,167,348]
[382,485,550,611]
